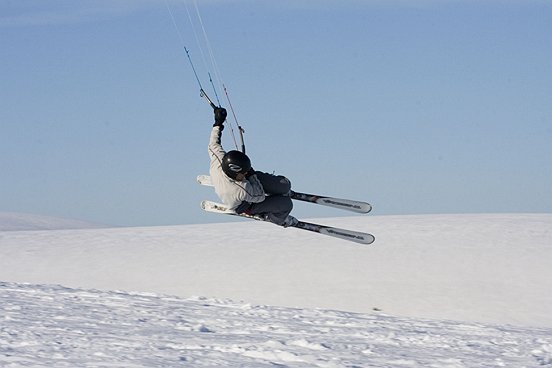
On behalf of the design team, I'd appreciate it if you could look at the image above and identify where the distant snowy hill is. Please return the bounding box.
[2,281,551,367]
[0,212,105,231]
[1,213,551,329]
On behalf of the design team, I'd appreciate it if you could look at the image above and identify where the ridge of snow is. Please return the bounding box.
[1,213,551,328]
[2,281,551,367]
[0,212,106,231]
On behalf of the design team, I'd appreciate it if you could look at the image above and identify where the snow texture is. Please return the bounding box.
[1,213,552,366]
[1,282,551,367]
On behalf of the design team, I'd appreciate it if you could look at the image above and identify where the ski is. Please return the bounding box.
[201,200,375,245]
[290,192,371,214]
[197,175,372,214]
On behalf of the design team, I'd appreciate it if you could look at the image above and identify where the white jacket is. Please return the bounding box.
[208,126,266,210]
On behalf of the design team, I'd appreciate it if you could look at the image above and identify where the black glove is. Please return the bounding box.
[245,168,256,178]
[235,201,252,214]
[213,107,227,127]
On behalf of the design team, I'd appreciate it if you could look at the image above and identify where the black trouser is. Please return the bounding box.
[247,172,293,225]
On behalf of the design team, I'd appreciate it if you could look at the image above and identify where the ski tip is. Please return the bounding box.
[364,235,376,245]
[353,234,375,245]
[361,204,373,214]
[352,202,372,214]
[349,233,375,245]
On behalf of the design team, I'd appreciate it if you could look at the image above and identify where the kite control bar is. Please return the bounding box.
[200,89,217,110]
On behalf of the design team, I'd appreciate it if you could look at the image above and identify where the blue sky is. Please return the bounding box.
[1,0,551,226]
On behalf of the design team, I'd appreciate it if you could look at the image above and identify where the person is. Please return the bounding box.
[208,106,298,227]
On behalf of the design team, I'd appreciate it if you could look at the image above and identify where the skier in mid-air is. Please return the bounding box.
[208,107,298,227]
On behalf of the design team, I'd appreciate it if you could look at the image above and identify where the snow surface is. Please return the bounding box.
[1,213,552,366]
[1,281,551,367]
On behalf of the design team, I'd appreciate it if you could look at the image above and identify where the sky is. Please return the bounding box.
[1,0,551,227]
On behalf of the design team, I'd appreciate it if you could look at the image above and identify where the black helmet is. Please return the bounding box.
[222,150,251,179]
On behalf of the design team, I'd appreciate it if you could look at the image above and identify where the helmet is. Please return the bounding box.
[222,150,251,179]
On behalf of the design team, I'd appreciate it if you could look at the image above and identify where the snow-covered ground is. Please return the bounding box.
[2,282,551,367]
[1,213,552,366]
